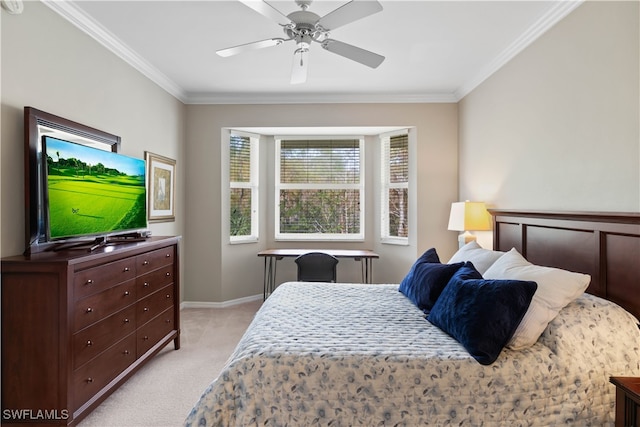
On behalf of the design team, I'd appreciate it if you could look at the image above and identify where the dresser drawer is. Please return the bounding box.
[137,306,175,357]
[73,305,136,370]
[137,265,174,299]
[136,246,175,275]
[73,333,136,411]
[74,280,136,332]
[74,257,136,300]
[137,284,175,327]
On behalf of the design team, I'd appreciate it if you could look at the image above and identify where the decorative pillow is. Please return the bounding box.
[399,248,440,291]
[399,248,464,312]
[483,248,591,350]
[427,262,537,365]
[447,241,505,275]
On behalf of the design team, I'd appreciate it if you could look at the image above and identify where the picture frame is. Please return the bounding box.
[145,151,176,222]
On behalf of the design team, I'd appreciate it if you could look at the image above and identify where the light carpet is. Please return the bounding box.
[77,300,262,427]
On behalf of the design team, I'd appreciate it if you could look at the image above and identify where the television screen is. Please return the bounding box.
[43,136,147,240]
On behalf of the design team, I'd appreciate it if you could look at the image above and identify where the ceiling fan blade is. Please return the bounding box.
[321,39,384,68]
[217,38,286,57]
[290,47,309,84]
[238,0,293,26]
[317,0,382,30]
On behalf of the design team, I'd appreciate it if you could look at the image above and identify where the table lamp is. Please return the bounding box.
[447,201,491,248]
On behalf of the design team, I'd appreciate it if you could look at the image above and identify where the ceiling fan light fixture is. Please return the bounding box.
[222,0,385,81]
[291,46,309,84]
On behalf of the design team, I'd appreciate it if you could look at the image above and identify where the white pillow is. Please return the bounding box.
[447,241,505,275]
[483,248,590,350]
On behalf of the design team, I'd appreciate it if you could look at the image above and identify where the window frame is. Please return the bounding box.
[274,135,365,242]
[229,131,259,244]
[380,129,409,245]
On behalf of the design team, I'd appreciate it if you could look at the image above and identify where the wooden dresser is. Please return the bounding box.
[1,236,181,426]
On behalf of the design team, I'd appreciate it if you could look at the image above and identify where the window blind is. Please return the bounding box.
[389,134,408,184]
[280,139,360,184]
[230,134,251,182]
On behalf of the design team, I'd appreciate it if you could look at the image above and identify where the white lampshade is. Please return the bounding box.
[448,201,491,248]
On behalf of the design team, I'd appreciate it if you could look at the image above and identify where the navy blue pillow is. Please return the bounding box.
[399,248,464,312]
[427,262,537,365]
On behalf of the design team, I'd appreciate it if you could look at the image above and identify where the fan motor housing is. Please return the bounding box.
[285,10,325,42]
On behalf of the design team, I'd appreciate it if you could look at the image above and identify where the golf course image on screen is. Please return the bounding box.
[43,136,147,239]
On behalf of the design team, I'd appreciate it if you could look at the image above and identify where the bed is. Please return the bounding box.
[185,210,640,426]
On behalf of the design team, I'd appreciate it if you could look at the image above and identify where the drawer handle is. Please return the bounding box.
[86,307,93,313]
[124,267,130,272]
[165,272,171,277]
[143,260,149,266]
[124,318,130,324]
[143,307,149,312]
[86,378,93,383]
[123,350,130,355]
[143,282,150,288]
[166,294,171,299]
[143,336,149,341]
[165,253,171,258]
[86,340,93,346]
[86,279,94,285]
[165,319,171,324]
[124,291,130,296]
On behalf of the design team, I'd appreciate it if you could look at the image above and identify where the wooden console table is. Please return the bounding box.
[258,249,379,299]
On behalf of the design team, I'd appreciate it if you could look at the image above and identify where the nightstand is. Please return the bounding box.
[610,376,640,427]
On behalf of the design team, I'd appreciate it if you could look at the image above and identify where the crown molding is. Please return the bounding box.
[454,0,584,100]
[42,0,188,103]
[184,91,458,105]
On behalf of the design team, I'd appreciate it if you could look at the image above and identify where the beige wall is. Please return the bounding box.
[0,3,186,286]
[459,1,639,213]
[184,104,458,303]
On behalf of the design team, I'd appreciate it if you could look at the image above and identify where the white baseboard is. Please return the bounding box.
[180,294,263,310]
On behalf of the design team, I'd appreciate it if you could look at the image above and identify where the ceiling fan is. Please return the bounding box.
[217,0,385,84]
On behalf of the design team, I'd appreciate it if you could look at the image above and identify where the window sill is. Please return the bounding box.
[229,237,259,245]
[381,237,409,246]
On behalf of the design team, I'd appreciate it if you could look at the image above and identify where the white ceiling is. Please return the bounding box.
[44,0,582,104]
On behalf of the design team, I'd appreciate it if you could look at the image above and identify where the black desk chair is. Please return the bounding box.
[295,252,339,283]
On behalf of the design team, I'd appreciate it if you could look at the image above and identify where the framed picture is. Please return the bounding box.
[145,151,176,222]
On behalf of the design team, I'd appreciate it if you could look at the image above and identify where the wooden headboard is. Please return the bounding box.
[489,210,640,321]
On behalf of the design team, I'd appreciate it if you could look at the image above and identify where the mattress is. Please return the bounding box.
[185,281,640,426]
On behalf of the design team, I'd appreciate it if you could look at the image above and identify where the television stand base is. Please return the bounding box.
[52,235,148,252]
[51,237,106,252]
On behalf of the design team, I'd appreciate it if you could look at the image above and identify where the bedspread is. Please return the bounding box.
[185,282,640,426]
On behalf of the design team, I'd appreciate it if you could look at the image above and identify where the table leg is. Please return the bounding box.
[270,258,278,295]
[263,256,279,300]
[263,257,269,300]
[365,258,373,283]
[358,258,374,283]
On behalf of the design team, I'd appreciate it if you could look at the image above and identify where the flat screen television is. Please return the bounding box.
[42,136,147,242]
[24,107,151,254]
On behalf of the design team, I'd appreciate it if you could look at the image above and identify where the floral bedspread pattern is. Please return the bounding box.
[185,282,640,426]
